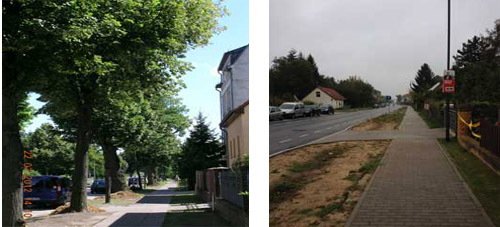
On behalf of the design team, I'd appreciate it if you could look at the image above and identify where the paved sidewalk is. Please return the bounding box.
[95,180,186,227]
[344,107,494,226]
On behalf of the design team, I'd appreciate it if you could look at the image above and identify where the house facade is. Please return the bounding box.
[302,87,345,109]
[216,45,249,168]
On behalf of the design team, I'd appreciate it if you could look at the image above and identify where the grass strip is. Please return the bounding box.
[417,110,441,128]
[169,194,203,204]
[371,107,407,126]
[438,138,500,226]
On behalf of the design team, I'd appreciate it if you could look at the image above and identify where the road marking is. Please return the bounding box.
[299,134,309,138]
[279,139,292,144]
[326,127,332,130]
[314,130,322,134]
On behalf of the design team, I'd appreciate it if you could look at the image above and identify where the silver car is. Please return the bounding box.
[279,102,305,119]
[269,106,284,121]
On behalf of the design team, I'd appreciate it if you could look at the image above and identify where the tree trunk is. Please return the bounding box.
[69,100,92,212]
[146,168,155,186]
[136,169,143,190]
[2,50,25,226]
[100,138,125,192]
[105,173,111,204]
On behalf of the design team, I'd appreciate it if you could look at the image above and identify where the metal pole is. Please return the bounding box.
[445,0,451,141]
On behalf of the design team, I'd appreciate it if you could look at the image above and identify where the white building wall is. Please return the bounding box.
[302,88,344,109]
[220,47,249,119]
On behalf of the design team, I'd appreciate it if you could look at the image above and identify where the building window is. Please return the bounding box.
[237,136,241,158]
[316,91,321,97]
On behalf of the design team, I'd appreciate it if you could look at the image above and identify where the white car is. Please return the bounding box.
[279,102,305,119]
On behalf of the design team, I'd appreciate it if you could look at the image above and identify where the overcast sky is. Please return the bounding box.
[270,0,500,97]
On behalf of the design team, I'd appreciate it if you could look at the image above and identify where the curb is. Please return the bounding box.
[344,139,393,227]
[435,140,495,227]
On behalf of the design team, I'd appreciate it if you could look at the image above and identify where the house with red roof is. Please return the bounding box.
[302,87,345,109]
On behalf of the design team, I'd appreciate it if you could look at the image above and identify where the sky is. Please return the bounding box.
[270,0,500,98]
[26,0,249,134]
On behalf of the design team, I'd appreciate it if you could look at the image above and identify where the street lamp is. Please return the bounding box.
[445,0,451,141]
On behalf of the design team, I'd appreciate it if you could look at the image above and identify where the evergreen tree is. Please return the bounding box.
[410,63,438,93]
[453,36,487,70]
[177,113,224,190]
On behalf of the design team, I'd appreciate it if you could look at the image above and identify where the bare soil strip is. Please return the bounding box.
[269,140,391,227]
[351,107,407,131]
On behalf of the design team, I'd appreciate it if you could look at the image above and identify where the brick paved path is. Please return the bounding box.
[345,107,494,227]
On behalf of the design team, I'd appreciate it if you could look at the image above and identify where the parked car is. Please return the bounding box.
[90,179,106,194]
[374,103,379,108]
[304,105,320,117]
[128,177,147,189]
[320,104,335,114]
[279,102,305,118]
[269,106,284,121]
[23,175,71,207]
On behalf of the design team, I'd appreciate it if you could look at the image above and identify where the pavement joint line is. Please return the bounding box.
[344,139,393,227]
[278,139,292,144]
[435,140,496,227]
[299,134,309,138]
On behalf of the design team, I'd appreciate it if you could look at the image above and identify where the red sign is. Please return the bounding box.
[442,70,455,93]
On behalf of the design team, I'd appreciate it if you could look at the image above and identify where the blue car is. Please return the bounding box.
[23,176,71,207]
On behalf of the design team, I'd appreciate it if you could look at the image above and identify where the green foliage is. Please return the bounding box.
[410,63,438,93]
[18,93,36,132]
[23,123,106,178]
[269,50,379,107]
[23,124,75,176]
[438,138,500,226]
[231,153,249,171]
[452,20,500,117]
[4,0,227,216]
[269,50,317,102]
[336,76,379,108]
[22,169,41,177]
[315,202,342,218]
[88,146,105,179]
[410,63,440,109]
[176,113,224,189]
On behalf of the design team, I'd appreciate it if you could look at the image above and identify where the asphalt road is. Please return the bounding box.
[269,105,401,156]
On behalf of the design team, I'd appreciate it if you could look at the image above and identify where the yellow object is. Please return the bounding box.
[458,115,481,139]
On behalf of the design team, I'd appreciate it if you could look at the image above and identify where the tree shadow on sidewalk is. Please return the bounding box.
[163,211,231,227]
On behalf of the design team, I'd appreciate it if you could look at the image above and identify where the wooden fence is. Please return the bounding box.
[480,119,500,158]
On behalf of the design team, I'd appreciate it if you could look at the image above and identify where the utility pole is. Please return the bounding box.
[445,0,451,141]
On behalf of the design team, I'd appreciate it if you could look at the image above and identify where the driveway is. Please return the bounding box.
[270,105,401,156]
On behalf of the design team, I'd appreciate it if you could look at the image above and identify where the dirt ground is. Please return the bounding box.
[269,140,391,227]
[351,107,407,131]
[350,121,397,131]
[26,211,113,227]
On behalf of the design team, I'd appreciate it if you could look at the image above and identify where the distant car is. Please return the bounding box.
[128,177,147,189]
[320,104,334,115]
[23,175,71,207]
[269,106,284,121]
[279,102,305,119]
[374,103,379,108]
[304,105,320,117]
[381,103,386,107]
[90,179,106,194]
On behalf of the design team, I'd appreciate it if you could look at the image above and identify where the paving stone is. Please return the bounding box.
[345,107,493,226]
